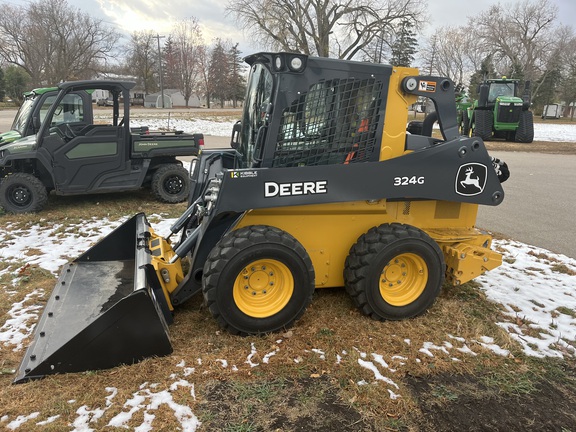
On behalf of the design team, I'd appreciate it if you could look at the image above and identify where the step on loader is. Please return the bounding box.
[15,52,508,383]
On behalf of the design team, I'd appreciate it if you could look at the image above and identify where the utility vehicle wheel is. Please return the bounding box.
[344,223,445,320]
[0,173,48,214]
[460,110,470,136]
[151,164,190,203]
[202,225,315,335]
[473,110,493,141]
[515,110,534,143]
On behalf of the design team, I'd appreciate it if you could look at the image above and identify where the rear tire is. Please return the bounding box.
[151,164,189,203]
[473,110,493,141]
[344,223,445,320]
[515,110,534,143]
[0,173,48,213]
[203,225,315,335]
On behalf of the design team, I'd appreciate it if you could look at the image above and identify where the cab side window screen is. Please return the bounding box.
[273,78,383,167]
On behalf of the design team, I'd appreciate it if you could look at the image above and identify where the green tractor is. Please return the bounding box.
[459,78,533,143]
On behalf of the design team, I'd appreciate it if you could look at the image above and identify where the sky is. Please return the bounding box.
[5,0,576,60]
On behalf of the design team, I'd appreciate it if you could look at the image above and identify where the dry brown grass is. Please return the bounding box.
[1,280,567,431]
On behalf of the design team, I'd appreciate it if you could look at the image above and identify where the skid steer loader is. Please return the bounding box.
[15,52,507,383]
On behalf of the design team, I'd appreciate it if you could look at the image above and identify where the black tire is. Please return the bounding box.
[460,110,470,136]
[344,223,445,321]
[515,110,534,143]
[0,173,48,214]
[473,110,493,141]
[151,164,190,203]
[202,225,315,335]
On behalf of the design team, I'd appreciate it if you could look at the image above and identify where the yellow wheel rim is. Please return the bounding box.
[379,253,428,306]
[233,259,294,318]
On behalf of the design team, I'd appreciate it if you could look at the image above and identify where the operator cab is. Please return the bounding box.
[233,53,387,170]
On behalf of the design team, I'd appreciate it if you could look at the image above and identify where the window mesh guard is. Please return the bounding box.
[273,78,383,167]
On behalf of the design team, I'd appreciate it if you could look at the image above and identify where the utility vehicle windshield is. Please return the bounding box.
[11,95,36,135]
[10,92,85,136]
[239,63,273,168]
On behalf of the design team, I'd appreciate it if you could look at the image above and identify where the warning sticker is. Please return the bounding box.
[418,81,436,92]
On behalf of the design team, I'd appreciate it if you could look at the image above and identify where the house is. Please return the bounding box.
[144,89,202,108]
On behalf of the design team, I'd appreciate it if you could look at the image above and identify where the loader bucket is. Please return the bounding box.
[14,214,173,384]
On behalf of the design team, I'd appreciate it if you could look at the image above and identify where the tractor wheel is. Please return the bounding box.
[344,223,445,321]
[460,110,470,136]
[473,110,493,141]
[515,110,534,143]
[202,225,315,335]
[0,173,48,214]
[151,164,190,203]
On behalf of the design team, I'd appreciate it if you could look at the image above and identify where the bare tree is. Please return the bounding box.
[420,26,485,88]
[196,45,212,108]
[226,0,425,59]
[0,0,120,87]
[470,0,558,82]
[558,31,576,119]
[171,18,204,107]
[126,31,158,94]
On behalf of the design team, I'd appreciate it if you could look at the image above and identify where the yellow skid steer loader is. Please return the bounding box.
[15,52,507,383]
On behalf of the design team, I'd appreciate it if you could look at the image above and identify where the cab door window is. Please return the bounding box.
[40,93,84,126]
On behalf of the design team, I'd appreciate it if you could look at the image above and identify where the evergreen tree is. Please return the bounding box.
[4,65,29,102]
[533,66,561,113]
[163,36,180,90]
[389,19,418,67]
[468,55,496,100]
[228,43,246,108]
[209,40,230,108]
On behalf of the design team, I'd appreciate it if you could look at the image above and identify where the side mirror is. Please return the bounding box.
[478,84,489,107]
[32,116,41,133]
[522,81,531,109]
[230,120,241,149]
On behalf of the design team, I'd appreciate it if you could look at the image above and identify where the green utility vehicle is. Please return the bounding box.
[458,77,533,143]
[0,80,202,213]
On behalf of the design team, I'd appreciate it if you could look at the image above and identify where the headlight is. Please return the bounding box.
[289,56,304,71]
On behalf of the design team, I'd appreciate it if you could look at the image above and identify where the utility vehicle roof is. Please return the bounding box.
[57,80,136,92]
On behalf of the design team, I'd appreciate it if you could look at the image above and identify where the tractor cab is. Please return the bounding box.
[485,79,517,104]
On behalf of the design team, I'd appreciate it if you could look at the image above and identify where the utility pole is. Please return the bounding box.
[154,34,165,108]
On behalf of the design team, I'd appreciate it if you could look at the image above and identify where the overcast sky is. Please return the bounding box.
[5,0,576,60]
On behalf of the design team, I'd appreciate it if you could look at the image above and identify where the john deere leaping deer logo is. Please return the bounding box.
[455,163,487,196]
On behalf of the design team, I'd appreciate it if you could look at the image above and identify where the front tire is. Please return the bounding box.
[0,173,48,213]
[151,164,190,203]
[203,225,315,335]
[344,223,445,320]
